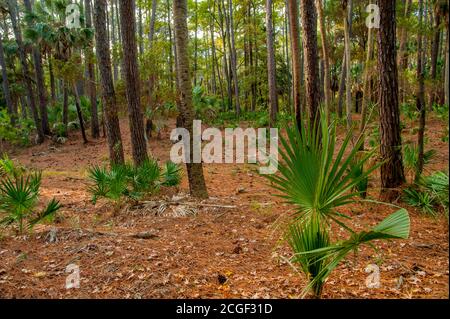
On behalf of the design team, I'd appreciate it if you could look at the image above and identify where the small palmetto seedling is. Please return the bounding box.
[403,187,436,216]
[0,169,61,234]
[266,112,410,298]
[88,159,181,206]
[161,161,182,186]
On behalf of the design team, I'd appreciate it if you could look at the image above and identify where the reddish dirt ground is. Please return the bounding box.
[0,116,448,299]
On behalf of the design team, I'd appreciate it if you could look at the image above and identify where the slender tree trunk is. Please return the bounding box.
[358,25,374,150]
[7,0,44,143]
[173,0,208,199]
[85,0,100,138]
[63,82,68,131]
[119,0,148,166]
[218,0,232,111]
[111,0,119,83]
[227,0,241,115]
[0,34,15,124]
[48,53,56,103]
[73,84,88,144]
[24,0,50,135]
[316,0,331,119]
[194,0,198,86]
[378,0,405,200]
[287,0,302,128]
[445,11,449,107]
[209,0,217,95]
[300,0,320,126]
[415,0,426,181]
[398,0,412,103]
[266,0,278,126]
[343,0,352,130]
[94,0,125,165]
[429,4,441,108]
[337,52,346,119]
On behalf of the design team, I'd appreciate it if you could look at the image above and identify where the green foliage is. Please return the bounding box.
[161,161,182,186]
[401,102,419,121]
[404,171,449,217]
[265,113,410,298]
[432,103,449,121]
[402,142,436,173]
[0,156,61,234]
[0,110,34,146]
[403,187,436,215]
[88,159,181,205]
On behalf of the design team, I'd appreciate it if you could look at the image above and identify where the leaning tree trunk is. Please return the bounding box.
[93,0,125,165]
[173,0,208,199]
[119,0,148,166]
[73,83,89,144]
[287,0,302,129]
[378,0,405,200]
[85,0,100,138]
[7,0,44,143]
[266,0,278,127]
[300,0,320,127]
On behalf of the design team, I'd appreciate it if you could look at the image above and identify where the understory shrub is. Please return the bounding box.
[88,159,181,206]
[0,155,61,234]
[266,113,410,298]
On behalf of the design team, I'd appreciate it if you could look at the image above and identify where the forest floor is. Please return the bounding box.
[0,116,448,299]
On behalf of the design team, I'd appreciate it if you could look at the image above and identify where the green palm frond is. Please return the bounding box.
[265,116,380,223]
[295,209,410,297]
[161,161,182,186]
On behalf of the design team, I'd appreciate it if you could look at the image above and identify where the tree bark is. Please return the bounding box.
[266,0,278,126]
[7,0,44,143]
[0,34,15,124]
[377,0,405,200]
[173,0,208,199]
[300,0,320,126]
[85,0,100,138]
[94,0,125,165]
[287,0,302,128]
[227,0,241,115]
[316,0,331,119]
[119,0,148,166]
[343,0,352,130]
[415,0,426,182]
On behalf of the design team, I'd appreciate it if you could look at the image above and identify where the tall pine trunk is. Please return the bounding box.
[415,0,426,181]
[93,0,125,165]
[119,0,148,166]
[173,0,208,199]
[287,0,302,128]
[316,0,331,119]
[378,0,405,200]
[85,0,100,138]
[266,0,278,126]
[300,0,320,126]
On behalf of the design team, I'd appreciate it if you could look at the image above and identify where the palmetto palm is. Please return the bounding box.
[266,114,410,298]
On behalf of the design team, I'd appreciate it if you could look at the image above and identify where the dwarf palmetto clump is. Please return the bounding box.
[88,159,181,205]
[266,113,410,298]
[0,155,61,234]
[403,171,449,217]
